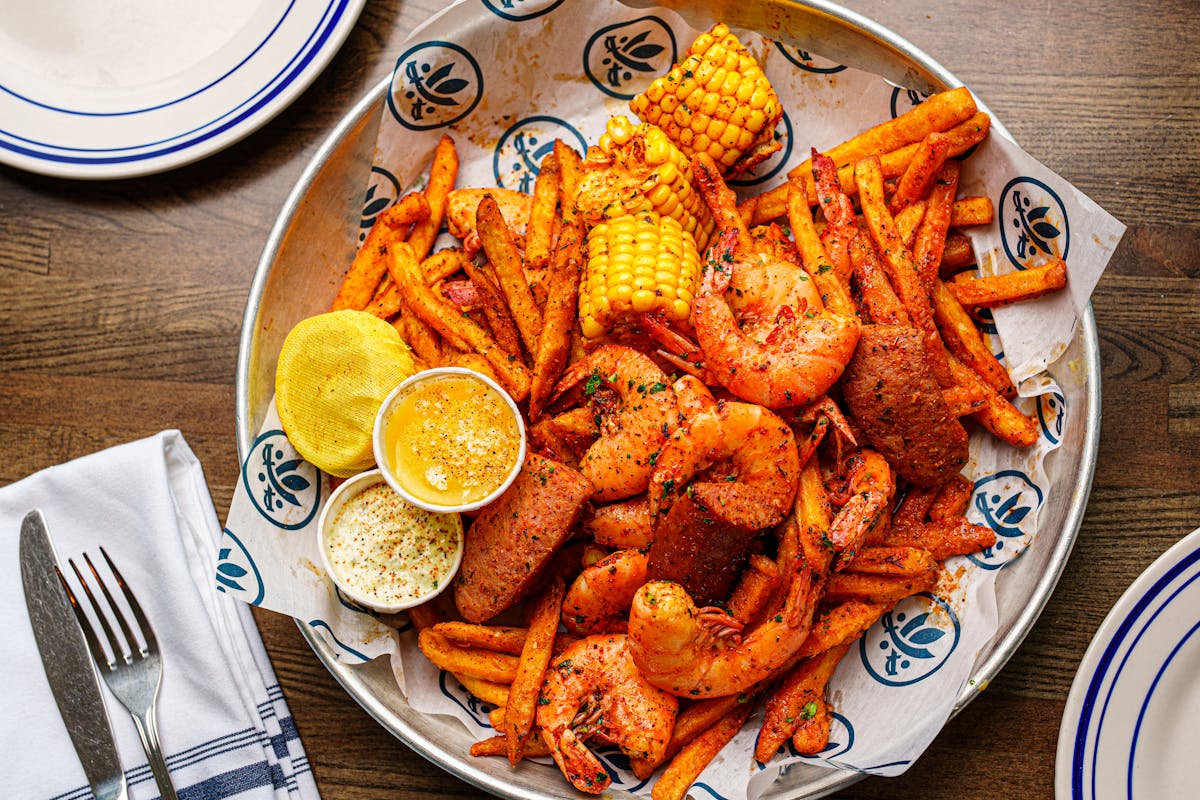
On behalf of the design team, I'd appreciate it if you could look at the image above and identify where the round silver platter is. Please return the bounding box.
[236,1,1101,797]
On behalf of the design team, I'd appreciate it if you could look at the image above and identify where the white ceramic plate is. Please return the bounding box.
[1056,527,1200,799]
[0,0,366,179]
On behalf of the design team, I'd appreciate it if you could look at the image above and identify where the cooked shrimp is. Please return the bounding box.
[583,496,654,550]
[627,580,816,698]
[827,449,896,567]
[649,399,799,532]
[562,549,649,635]
[691,154,861,408]
[537,634,678,794]
[552,345,678,501]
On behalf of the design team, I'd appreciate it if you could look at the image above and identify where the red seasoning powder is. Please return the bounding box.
[324,483,460,606]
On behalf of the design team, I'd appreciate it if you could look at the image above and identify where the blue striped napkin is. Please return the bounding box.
[2,431,319,800]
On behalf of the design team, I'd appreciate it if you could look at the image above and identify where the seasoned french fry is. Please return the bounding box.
[505,577,564,765]
[422,247,471,284]
[948,259,1068,307]
[844,545,939,577]
[333,193,432,311]
[726,554,781,627]
[855,155,953,385]
[787,177,854,315]
[931,280,1017,398]
[524,150,561,271]
[797,600,891,659]
[452,673,511,707]
[785,87,977,203]
[418,629,519,683]
[741,110,991,226]
[394,306,442,366]
[554,140,584,212]
[460,256,524,359]
[651,701,754,800]
[893,200,927,248]
[528,215,584,420]
[950,195,994,227]
[914,160,961,289]
[393,241,533,399]
[939,233,976,273]
[630,694,746,779]
[433,622,528,655]
[470,733,551,759]
[929,474,974,522]
[947,354,1039,446]
[409,135,459,260]
[476,194,543,354]
[884,516,997,561]
[889,131,951,213]
[755,643,849,762]
[364,279,403,319]
[941,382,987,418]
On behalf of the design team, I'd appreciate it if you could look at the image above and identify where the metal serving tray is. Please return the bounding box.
[236,2,1100,796]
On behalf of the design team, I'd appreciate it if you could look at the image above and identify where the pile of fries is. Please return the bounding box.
[324,24,1068,800]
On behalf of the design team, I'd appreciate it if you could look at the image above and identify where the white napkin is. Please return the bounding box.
[2,431,320,800]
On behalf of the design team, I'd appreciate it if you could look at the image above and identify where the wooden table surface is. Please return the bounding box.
[3,1,1196,797]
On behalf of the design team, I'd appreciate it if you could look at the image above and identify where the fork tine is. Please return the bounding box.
[68,558,122,667]
[57,566,114,669]
[84,551,144,659]
[99,547,157,653]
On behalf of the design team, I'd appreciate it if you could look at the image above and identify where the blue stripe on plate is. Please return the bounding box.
[1070,543,1200,799]
[0,0,349,165]
[0,2,295,118]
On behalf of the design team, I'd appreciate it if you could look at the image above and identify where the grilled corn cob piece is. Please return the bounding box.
[579,211,701,339]
[576,116,716,252]
[630,23,782,176]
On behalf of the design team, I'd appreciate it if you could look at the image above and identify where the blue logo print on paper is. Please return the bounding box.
[774,42,846,74]
[481,0,565,22]
[968,469,1044,569]
[215,528,265,606]
[584,16,676,99]
[493,116,587,192]
[440,671,498,728]
[1037,391,1066,445]
[890,87,929,119]
[729,110,793,187]
[308,620,370,663]
[590,745,652,792]
[1000,177,1070,268]
[242,430,321,530]
[359,166,402,243]
[861,593,960,686]
[388,41,482,130]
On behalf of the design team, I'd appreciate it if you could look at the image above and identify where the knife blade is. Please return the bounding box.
[616,0,950,96]
[20,509,128,800]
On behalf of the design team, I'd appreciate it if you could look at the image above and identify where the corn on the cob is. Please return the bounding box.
[579,211,701,339]
[630,23,782,176]
[576,116,716,252]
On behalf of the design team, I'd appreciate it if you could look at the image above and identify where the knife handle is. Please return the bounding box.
[130,706,180,800]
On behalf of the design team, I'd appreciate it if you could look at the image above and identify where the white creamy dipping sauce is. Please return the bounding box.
[324,483,461,606]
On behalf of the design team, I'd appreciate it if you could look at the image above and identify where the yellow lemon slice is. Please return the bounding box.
[275,310,416,477]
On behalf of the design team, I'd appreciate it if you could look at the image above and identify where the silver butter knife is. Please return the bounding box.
[20,509,128,800]
[616,0,950,96]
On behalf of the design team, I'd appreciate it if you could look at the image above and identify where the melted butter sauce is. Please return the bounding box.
[324,483,460,606]
[384,373,521,507]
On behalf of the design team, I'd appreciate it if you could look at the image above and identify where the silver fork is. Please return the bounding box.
[62,548,181,800]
